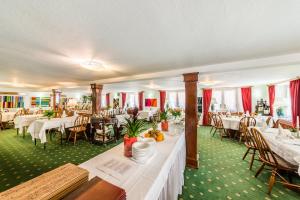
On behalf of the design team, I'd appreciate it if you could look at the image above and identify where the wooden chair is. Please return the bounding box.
[212,114,228,140]
[274,119,294,129]
[0,113,5,130]
[266,116,275,128]
[249,128,298,194]
[94,117,116,145]
[242,127,258,170]
[209,113,216,134]
[274,171,300,192]
[68,116,88,145]
[238,116,256,143]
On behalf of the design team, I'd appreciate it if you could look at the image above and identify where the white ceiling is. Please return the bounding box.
[0,0,300,92]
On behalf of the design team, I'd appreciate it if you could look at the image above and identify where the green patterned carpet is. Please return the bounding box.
[179,126,300,200]
[0,126,300,200]
[0,129,120,192]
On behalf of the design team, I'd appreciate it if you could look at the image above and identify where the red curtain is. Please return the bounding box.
[268,85,275,116]
[290,79,300,127]
[106,93,110,107]
[138,91,144,110]
[203,89,212,126]
[159,90,166,112]
[241,87,252,113]
[121,92,126,109]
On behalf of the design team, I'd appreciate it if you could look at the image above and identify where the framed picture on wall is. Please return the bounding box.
[145,98,157,107]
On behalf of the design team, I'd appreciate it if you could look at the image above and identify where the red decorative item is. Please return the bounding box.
[268,85,275,116]
[138,91,144,110]
[124,135,137,157]
[159,90,166,112]
[290,79,300,127]
[121,92,127,109]
[241,87,252,113]
[203,89,212,126]
[161,121,169,131]
[106,93,110,107]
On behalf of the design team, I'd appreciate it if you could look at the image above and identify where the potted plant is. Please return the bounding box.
[43,110,55,120]
[160,110,169,131]
[123,117,147,157]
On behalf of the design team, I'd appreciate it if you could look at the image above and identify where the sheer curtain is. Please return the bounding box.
[211,90,222,111]
[274,84,292,120]
[128,93,138,107]
[224,89,237,112]
[167,91,177,108]
[178,91,185,109]
[101,94,106,107]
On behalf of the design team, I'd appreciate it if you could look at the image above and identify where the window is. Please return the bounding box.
[274,84,292,120]
[211,90,222,111]
[167,91,177,108]
[178,91,185,109]
[128,93,138,108]
[101,94,106,107]
[224,89,237,112]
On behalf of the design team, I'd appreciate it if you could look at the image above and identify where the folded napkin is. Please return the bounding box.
[277,124,295,139]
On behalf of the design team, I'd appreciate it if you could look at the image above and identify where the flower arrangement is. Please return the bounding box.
[169,108,182,119]
[43,110,55,120]
[123,117,147,138]
[123,117,147,157]
[160,110,169,131]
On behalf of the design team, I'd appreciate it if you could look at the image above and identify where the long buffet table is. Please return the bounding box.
[80,124,186,200]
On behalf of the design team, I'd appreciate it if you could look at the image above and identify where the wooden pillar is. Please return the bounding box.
[52,89,56,110]
[91,84,103,114]
[183,72,199,169]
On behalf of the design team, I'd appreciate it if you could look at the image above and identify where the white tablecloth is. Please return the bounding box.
[80,124,186,200]
[221,116,265,130]
[260,128,300,175]
[1,112,16,122]
[27,116,77,143]
[14,114,43,133]
[138,110,157,121]
[115,114,130,128]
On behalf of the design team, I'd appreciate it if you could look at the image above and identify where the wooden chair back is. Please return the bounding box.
[249,128,278,167]
[266,116,275,127]
[72,116,85,132]
[240,116,256,127]
[214,114,224,129]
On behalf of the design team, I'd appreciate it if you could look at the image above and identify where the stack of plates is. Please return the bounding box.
[132,139,156,164]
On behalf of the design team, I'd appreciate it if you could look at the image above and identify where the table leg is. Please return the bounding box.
[35,138,37,146]
[44,143,46,150]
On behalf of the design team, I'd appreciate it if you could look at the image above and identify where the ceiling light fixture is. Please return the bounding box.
[80,60,106,71]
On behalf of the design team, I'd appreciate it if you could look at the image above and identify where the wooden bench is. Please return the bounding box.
[0,163,89,200]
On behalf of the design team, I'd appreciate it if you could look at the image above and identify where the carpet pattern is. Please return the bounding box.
[0,126,299,200]
[179,126,300,200]
[0,129,120,192]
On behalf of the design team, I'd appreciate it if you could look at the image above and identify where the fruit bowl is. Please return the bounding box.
[144,130,164,142]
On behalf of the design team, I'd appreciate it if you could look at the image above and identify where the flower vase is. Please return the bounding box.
[161,121,169,131]
[124,135,137,157]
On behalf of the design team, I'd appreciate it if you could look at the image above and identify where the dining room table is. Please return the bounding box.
[27,116,77,145]
[259,127,300,175]
[79,124,186,200]
[220,115,266,131]
[115,114,130,128]
[1,112,16,122]
[14,114,44,136]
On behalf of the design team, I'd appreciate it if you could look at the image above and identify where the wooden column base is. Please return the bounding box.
[186,156,199,169]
